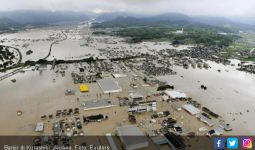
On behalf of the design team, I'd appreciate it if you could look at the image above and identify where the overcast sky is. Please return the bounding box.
[1,0,255,18]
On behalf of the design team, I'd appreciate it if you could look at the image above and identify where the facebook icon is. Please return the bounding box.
[214,138,225,149]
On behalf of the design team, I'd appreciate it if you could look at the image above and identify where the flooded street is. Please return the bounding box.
[1,1,255,149]
[0,24,255,136]
[158,61,255,135]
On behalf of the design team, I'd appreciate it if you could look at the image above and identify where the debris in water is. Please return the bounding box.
[11,79,16,83]
[17,110,22,116]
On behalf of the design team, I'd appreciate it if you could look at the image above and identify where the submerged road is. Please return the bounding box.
[42,31,68,60]
[0,66,28,81]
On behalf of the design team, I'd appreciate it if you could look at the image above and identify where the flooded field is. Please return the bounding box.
[0,28,62,62]
[0,24,255,136]
[0,64,155,135]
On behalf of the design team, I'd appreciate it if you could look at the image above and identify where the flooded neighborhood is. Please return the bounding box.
[1,1,255,149]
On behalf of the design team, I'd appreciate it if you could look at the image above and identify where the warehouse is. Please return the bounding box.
[164,90,187,99]
[81,99,115,111]
[97,78,122,93]
[116,126,148,150]
[182,104,200,115]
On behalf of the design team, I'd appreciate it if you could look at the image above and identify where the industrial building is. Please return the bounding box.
[97,78,122,93]
[182,104,200,115]
[81,99,115,111]
[35,122,44,132]
[164,90,187,99]
[128,100,157,113]
[116,125,148,150]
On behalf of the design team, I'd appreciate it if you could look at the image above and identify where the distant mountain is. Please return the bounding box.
[94,12,255,31]
[0,10,89,25]
[152,13,192,23]
[0,10,254,31]
[0,18,23,31]
[94,13,193,28]
[97,12,191,22]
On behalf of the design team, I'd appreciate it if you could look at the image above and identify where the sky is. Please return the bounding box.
[0,0,255,18]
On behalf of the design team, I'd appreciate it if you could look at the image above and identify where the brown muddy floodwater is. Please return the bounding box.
[158,60,255,135]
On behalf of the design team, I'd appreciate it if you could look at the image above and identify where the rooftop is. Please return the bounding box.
[97,78,122,93]
[81,99,114,110]
[182,104,200,115]
[129,92,144,99]
[116,125,148,149]
[79,84,89,92]
[35,122,44,132]
[165,90,187,98]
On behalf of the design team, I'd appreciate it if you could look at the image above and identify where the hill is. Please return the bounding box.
[0,18,23,32]
[0,10,89,25]
[94,13,255,31]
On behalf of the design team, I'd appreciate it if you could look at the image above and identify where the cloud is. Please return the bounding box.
[93,8,109,14]
[0,0,255,18]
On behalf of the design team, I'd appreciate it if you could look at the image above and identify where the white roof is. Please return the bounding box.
[35,122,44,132]
[165,90,187,98]
[162,95,169,101]
[182,104,200,115]
[112,73,127,78]
[129,92,144,99]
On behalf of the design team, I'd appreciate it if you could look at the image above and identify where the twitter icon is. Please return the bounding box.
[227,138,238,149]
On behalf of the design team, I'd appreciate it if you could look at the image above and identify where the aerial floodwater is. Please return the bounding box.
[2,0,255,149]
[0,22,254,137]
[158,60,255,135]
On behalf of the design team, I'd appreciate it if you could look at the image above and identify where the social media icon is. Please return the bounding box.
[227,138,238,149]
[242,137,252,149]
[214,138,225,149]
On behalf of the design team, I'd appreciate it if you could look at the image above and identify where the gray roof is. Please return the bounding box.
[117,126,148,148]
[182,104,200,115]
[106,134,118,150]
[97,78,122,93]
[81,99,113,110]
